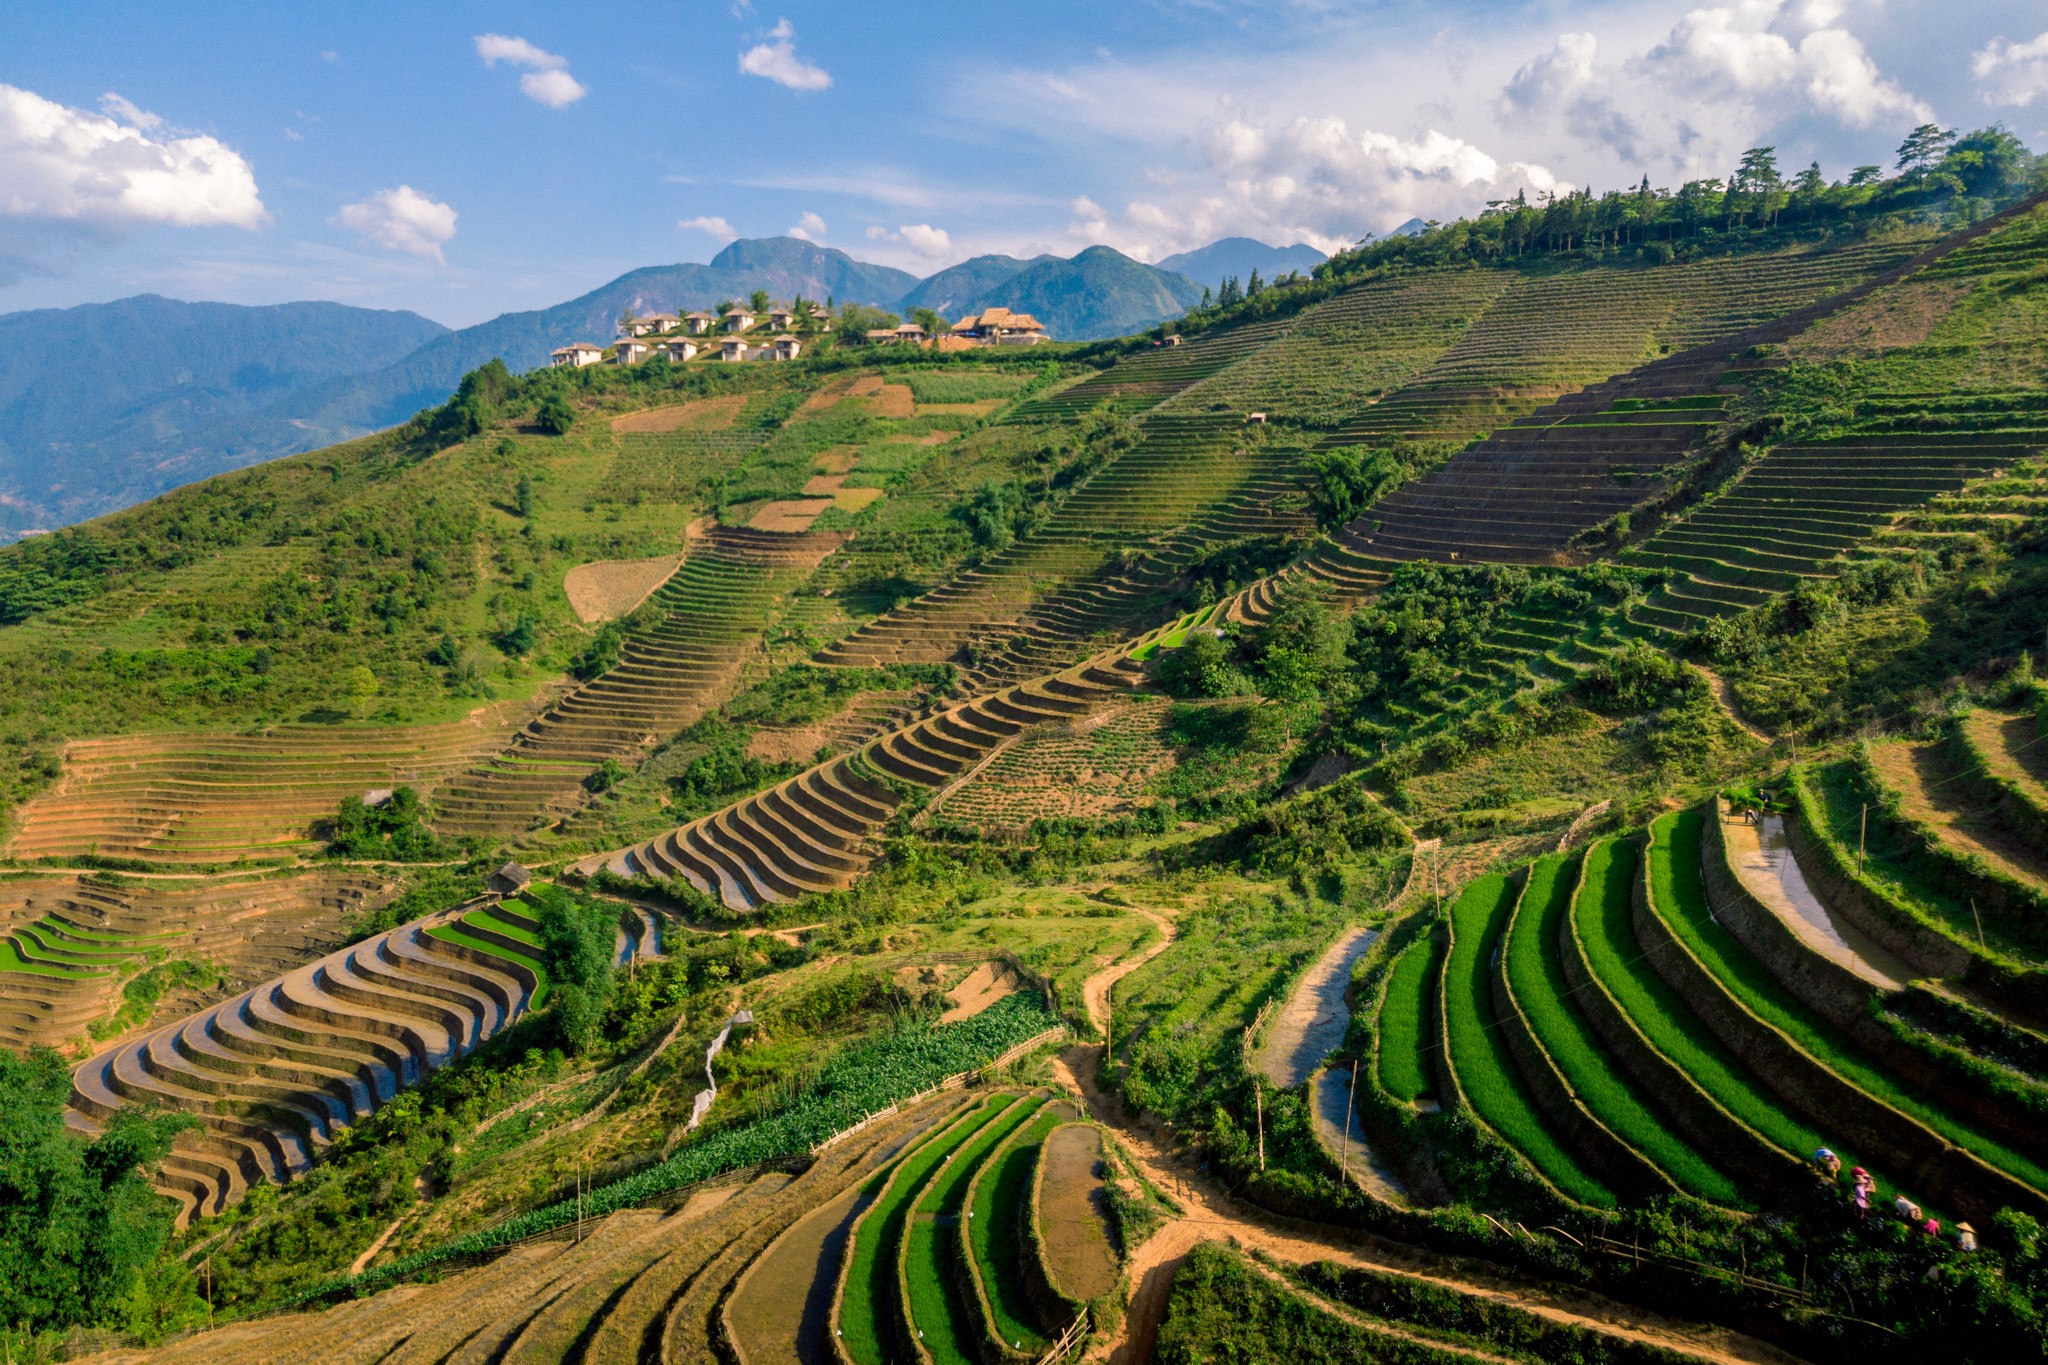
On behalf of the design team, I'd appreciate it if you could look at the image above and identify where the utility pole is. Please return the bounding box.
[1858,804,1868,876]
[1973,898,1987,952]
[203,1255,213,1331]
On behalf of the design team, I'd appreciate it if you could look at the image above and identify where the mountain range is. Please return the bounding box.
[0,234,1319,538]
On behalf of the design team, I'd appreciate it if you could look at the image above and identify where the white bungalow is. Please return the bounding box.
[550,342,604,368]
[770,334,802,361]
[719,335,752,362]
[683,311,717,336]
[663,338,700,363]
[614,339,651,365]
[722,306,755,333]
[767,307,797,331]
[625,313,678,337]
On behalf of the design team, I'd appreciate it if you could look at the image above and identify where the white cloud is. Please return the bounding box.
[97,93,162,131]
[0,83,265,228]
[788,210,827,241]
[332,185,457,263]
[865,222,952,257]
[739,19,832,91]
[679,214,737,241]
[1194,115,1559,246]
[474,33,587,108]
[1974,31,2048,108]
[1641,2,1928,128]
[1502,32,1599,114]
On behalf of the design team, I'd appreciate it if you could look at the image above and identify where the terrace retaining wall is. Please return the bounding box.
[1634,837,2048,1224]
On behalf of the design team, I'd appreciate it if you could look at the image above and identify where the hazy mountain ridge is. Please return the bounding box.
[0,296,448,536]
[1154,237,1326,290]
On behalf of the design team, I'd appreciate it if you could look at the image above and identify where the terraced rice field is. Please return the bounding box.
[433,525,845,836]
[582,653,1149,909]
[965,1099,1077,1357]
[1374,935,1439,1105]
[112,1095,977,1365]
[5,714,528,867]
[899,1094,1043,1362]
[1499,853,1743,1202]
[820,412,1314,691]
[66,884,661,1223]
[929,698,1176,830]
[1643,809,2048,1217]
[1628,434,2037,631]
[0,870,387,1052]
[1441,874,1614,1204]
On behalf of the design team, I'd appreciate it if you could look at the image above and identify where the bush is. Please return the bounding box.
[535,392,575,435]
[327,786,452,861]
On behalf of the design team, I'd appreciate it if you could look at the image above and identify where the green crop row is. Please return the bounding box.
[1646,808,2048,1196]
[967,1104,1067,1356]
[842,1096,1013,1365]
[1570,837,1835,1164]
[903,1096,1043,1364]
[1505,852,1744,1203]
[1376,935,1438,1103]
[1444,873,1614,1206]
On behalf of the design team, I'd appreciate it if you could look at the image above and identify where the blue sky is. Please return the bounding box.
[3,0,2046,327]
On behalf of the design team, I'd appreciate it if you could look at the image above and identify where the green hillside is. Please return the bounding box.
[11,134,2048,1365]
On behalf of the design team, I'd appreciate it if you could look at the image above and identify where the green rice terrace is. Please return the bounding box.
[11,140,2048,1363]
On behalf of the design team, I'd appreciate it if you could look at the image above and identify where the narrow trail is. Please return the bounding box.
[1054,926,1811,1365]
[1088,905,1175,1035]
[1696,665,1774,745]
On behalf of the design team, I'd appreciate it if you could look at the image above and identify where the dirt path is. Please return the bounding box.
[1053,923,1809,1365]
[1088,906,1175,1036]
[1696,665,1773,745]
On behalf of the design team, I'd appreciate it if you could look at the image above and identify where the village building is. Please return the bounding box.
[719,335,751,362]
[866,322,928,345]
[770,334,802,361]
[625,313,677,337]
[683,311,716,336]
[663,338,699,363]
[549,342,604,368]
[722,306,755,333]
[486,862,532,897]
[614,338,650,365]
[767,307,797,331]
[950,307,1049,345]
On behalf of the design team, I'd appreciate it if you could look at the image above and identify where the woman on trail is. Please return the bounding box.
[1813,1148,1840,1180]
[1851,1168,1874,1219]
[1957,1222,1979,1253]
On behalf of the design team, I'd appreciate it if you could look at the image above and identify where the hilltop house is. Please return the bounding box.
[722,306,755,333]
[767,307,797,331]
[683,311,716,336]
[719,335,751,362]
[625,313,677,337]
[663,338,699,363]
[487,862,532,897]
[614,339,650,365]
[550,342,604,368]
[867,323,928,345]
[951,307,1049,345]
[770,334,802,361]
